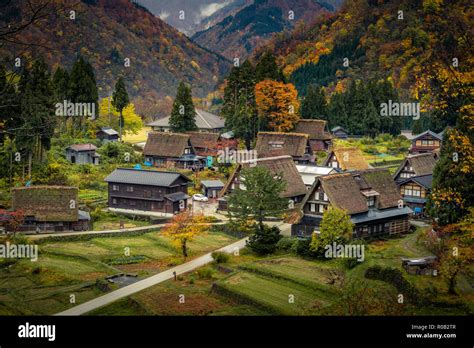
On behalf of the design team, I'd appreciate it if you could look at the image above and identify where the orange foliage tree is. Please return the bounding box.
[255,80,300,132]
[162,211,208,260]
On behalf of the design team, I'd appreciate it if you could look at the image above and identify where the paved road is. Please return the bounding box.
[56,238,248,316]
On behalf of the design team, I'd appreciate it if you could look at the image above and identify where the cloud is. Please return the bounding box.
[199,1,231,18]
[158,11,170,20]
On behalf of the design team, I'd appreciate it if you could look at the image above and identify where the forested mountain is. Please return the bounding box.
[136,0,253,36]
[192,0,342,60]
[0,0,231,117]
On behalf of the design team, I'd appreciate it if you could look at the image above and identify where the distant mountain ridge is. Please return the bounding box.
[192,0,342,60]
[0,0,231,116]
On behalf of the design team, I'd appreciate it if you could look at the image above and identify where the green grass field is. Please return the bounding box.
[0,230,238,315]
[92,227,473,316]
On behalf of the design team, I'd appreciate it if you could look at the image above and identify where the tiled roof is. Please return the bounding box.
[68,144,97,152]
[201,180,225,188]
[147,109,225,130]
[104,168,191,187]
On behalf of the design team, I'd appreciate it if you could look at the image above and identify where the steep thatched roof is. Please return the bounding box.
[12,186,78,222]
[394,153,437,178]
[294,119,332,140]
[301,169,401,215]
[325,147,370,171]
[144,132,190,158]
[220,155,307,199]
[187,132,220,149]
[255,132,309,158]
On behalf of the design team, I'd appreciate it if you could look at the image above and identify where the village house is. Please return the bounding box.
[393,153,437,215]
[96,127,119,143]
[143,132,206,169]
[147,109,225,133]
[409,130,443,155]
[66,144,100,165]
[218,155,308,211]
[187,131,238,158]
[11,186,90,232]
[104,168,191,215]
[201,180,225,199]
[294,119,333,151]
[296,165,339,188]
[323,147,370,171]
[292,169,412,238]
[393,153,437,183]
[331,126,349,139]
[255,132,314,164]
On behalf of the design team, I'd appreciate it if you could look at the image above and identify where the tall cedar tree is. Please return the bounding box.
[255,52,285,83]
[16,59,55,178]
[227,166,288,234]
[222,61,257,148]
[169,82,197,132]
[328,92,348,129]
[112,76,130,142]
[301,84,327,120]
[68,57,98,135]
[255,79,300,132]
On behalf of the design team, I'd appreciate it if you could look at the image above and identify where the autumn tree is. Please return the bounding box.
[97,97,142,136]
[310,206,354,256]
[162,211,208,260]
[112,76,130,142]
[169,82,197,132]
[227,166,288,234]
[255,80,300,132]
[427,128,474,225]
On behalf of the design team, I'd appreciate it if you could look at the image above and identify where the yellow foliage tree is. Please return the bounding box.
[255,80,300,132]
[96,97,143,135]
[162,211,208,260]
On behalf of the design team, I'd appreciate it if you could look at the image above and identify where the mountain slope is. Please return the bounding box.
[0,0,231,116]
[254,0,472,100]
[137,0,253,36]
[192,0,340,60]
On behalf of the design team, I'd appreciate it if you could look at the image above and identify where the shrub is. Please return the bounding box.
[189,276,195,284]
[276,236,298,252]
[247,225,282,255]
[211,251,230,264]
[296,238,313,257]
[197,267,215,279]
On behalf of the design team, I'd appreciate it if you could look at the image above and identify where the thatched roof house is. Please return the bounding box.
[293,169,412,238]
[144,132,192,158]
[294,119,333,151]
[393,153,437,182]
[187,131,221,156]
[323,147,370,171]
[12,186,78,222]
[219,155,308,204]
[255,132,313,163]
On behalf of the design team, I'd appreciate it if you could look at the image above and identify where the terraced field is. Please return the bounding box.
[0,231,238,315]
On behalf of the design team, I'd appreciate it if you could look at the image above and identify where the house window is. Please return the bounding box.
[319,192,325,200]
[331,161,338,168]
[421,140,435,146]
[318,204,324,213]
[367,196,375,207]
[126,186,134,192]
[112,198,118,205]
[309,203,316,212]
[184,148,191,154]
[112,185,119,191]
[323,193,328,201]
[144,190,152,198]
[403,184,421,197]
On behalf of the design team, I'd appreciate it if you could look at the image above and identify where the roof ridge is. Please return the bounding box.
[258,132,309,138]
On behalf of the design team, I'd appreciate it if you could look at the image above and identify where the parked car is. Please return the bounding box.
[192,194,209,202]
